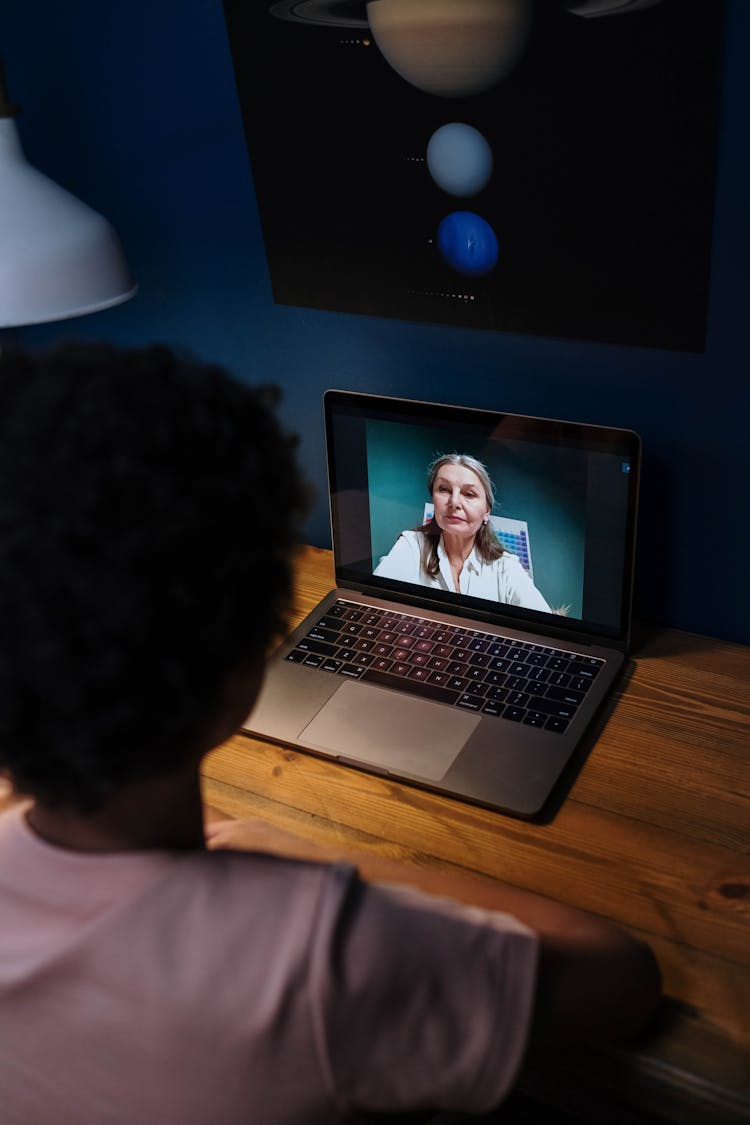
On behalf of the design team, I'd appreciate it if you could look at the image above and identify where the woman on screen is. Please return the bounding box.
[373,453,551,611]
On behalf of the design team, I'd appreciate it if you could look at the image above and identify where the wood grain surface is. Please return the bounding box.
[202,546,750,1124]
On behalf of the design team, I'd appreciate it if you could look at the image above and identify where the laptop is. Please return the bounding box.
[243,391,640,819]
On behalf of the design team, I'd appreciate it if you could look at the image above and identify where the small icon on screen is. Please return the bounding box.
[621,462,631,474]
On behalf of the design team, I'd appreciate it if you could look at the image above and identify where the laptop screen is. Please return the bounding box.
[325,391,640,644]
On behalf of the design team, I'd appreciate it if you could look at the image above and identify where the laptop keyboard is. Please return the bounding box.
[286,599,604,734]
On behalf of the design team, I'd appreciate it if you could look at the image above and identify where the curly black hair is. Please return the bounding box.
[0,342,308,813]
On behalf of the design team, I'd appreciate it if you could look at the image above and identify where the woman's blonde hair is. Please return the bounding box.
[417,453,504,579]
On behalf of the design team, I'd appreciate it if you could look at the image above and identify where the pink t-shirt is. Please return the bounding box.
[0,803,538,1124]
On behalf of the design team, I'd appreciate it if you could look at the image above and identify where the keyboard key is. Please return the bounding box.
[546,684,584,702]
[428,670,451,687]
[395,620,417,636]
[546,686,585,706]
[408,666,431,681]
[532,697,578,719]
[502,705,526,722]
[567,655,603,670]
[566,658,602,679]
[545,716,569,733]
[338,663,365,678]
[456,693,485,711]
[507,691,529,708]
[466,666,488,682]
[505,675,527,692]
[484,670,507,687]
[485,685,509,701]
[446,661,469,676]
[307,626,342,645]
[523,711,547,728]
[316,616,343,632]
[297,637,338,657]
[286,649,306,663]
[466,680,488,697]
[321,658,343,673]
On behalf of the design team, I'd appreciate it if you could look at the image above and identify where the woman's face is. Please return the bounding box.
[432,463,490,542]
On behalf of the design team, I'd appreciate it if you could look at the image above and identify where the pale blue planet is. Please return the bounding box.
[427,123,493,197]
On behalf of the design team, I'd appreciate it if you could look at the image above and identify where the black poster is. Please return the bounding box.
[224,0,722,351]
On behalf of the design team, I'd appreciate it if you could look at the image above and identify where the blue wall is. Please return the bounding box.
[1,0,748,643]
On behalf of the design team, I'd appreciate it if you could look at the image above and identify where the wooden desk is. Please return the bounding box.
[202,546,750,1125]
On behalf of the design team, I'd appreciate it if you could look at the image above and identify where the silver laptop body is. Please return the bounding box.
[244,391,640,819]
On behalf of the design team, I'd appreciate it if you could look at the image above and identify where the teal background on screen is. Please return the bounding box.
[366,420,585,616]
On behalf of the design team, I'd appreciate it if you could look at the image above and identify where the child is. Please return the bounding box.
[0,343,660,1124]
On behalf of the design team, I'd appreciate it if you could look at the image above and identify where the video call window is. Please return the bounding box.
[327,398,637,638]
[366,418,587,619]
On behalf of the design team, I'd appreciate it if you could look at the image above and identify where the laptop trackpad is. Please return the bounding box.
[298,680,479,781]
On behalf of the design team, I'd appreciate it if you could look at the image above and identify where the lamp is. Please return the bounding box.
[0,62,136,328]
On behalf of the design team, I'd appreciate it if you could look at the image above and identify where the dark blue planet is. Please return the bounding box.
[437,212,499,277]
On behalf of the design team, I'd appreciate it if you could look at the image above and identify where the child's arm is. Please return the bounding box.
[205,815,661,1047]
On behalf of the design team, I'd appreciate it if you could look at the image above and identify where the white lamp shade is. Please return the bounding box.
[0,117,137,327]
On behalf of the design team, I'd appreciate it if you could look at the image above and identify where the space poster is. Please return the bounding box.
[223,0,722,351]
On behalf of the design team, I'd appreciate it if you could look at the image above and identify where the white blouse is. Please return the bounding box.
[373,530,551,612]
